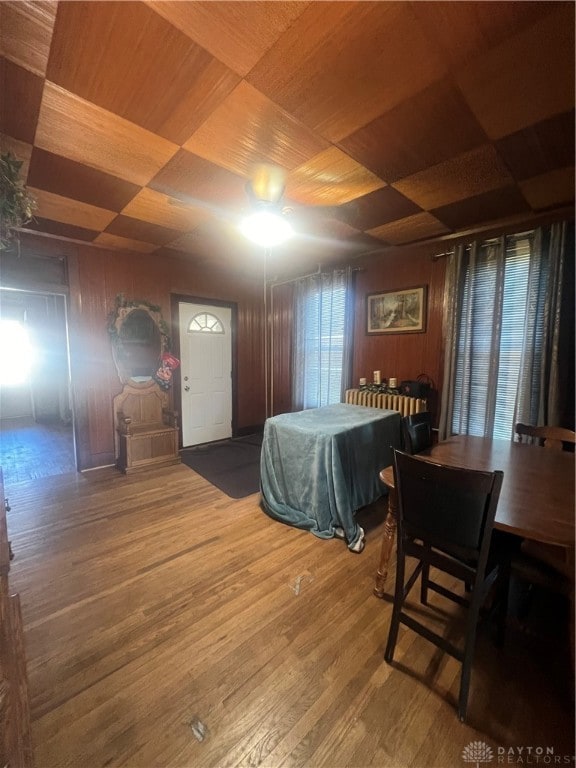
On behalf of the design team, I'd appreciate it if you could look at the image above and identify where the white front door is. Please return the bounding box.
[178,302,232,447]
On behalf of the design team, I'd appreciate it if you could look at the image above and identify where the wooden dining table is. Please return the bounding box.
[374,435,575,597]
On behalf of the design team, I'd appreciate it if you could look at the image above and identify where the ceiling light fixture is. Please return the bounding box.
[240,209,293,247]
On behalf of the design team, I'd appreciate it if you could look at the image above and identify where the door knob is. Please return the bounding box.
[184,385,190,391]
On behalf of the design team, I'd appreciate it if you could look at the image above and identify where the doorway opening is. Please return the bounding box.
[0,288,76,487]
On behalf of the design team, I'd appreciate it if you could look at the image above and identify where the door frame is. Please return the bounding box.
[0,285,78,471]
[170,293,238,449]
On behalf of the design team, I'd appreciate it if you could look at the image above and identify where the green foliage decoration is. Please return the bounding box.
[0,152,38,249]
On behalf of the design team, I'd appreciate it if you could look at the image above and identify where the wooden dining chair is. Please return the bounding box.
[401,411,433,455]
[384,449,504,722]
[513,423,574,572]
[512,423,574,622]
[515,422,576,451]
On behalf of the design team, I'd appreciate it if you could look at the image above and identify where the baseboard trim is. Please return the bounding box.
[235,424,264,438]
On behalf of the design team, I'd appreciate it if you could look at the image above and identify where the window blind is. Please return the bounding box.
[452,233,538,439]
[301,276,346,409]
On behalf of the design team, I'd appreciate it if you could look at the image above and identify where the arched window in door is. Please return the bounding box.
[188,312,224,334]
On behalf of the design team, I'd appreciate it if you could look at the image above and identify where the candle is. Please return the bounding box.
[389,377,397,388]
[373,370,381,385]
[359,377,367,386]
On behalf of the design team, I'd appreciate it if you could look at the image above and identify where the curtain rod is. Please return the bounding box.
[268,265,363,289]
[431,250,455,262]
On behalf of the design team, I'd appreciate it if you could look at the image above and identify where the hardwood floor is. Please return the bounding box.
[4,464,574,767]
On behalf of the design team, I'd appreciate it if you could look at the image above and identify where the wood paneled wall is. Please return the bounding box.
[352,244,447,424]
[4,233,266,470]
[4,219,571,471]
[268,245,447,422]
[269,282,294,417]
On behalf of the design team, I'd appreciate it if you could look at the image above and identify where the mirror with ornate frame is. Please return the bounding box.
[108,296,170,384]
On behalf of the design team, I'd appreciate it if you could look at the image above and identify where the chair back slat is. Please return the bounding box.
[515,422,576,451]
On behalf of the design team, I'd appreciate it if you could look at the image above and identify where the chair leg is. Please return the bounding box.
[458,592,484,722]
[385,556,406,664]
[420,545,430,604]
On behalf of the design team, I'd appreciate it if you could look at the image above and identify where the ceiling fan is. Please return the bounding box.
[167,162,355,247]
[243,163,361,247]
[240,164,294,246]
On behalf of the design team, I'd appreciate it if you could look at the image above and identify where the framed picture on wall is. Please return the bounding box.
[366,286,427,335]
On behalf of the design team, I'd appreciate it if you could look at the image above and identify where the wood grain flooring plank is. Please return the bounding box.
[2,464,573,768]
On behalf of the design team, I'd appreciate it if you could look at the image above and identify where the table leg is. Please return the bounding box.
[373,490,397,598]
[567,548,575,674]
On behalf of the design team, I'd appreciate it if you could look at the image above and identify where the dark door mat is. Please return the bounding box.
[180,434,262,498]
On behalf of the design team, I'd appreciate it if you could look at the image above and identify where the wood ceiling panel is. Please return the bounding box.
[290,216,359,243]
[47,1,240,144]
[93,233,158,254]
[519,167,575,211]
[25,216,98,242]
[0,1,57,76]
[29,187,117,231]
[166,231,209,254]
[121,188,208,232]
[0,57,44,144]
[411,1,554,70]
[145,1,310,78]
[432,186,531,231]
[104,215,183,246]
[285,147,385,206]
[495,110,575,183]
[3,2,573,264]
[339,77,488,183]
[247,2,447,142]
[456,4,575,140]
[149,149,247,210]
[340,186,421,233]
[183,82,329,177]
[393,144,514,211]
[35,82,179,186]
[367,212,450,245]
[28,148,141,212]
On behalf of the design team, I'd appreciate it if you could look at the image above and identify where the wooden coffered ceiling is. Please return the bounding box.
[1,1,574,275]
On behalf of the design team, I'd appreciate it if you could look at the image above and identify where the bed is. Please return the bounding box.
[260,403,402,552]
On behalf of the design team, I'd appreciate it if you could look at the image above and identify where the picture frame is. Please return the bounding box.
[366,286,427,335]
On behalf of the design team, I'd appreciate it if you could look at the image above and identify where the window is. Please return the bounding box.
[451,233,541,439]
[293,270,351,410]
[188,312,224,334]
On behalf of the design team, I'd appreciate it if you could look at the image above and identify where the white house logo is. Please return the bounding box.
[462,741,494,768]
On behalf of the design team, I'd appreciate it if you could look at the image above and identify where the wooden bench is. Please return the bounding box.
[114,381,180,474]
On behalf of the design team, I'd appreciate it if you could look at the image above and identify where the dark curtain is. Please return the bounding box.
[439,220,574,440]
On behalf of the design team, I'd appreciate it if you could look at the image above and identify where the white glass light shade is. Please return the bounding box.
[240,211,293,247]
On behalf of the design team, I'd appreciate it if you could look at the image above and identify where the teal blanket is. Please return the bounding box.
[260,403,401,550]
